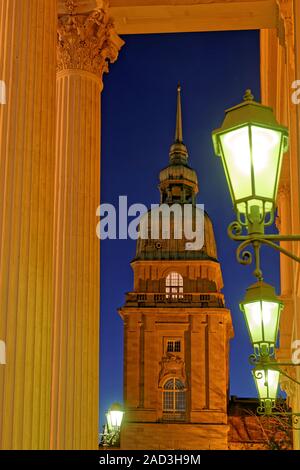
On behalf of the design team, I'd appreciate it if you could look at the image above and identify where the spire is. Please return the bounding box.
[169,84,188,164]
[175,84,183,142]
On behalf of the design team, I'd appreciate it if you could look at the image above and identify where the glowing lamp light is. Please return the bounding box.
[212,90,288,219]
[106,403,124,432]
[253,367,280,414]
[240,281,283,356]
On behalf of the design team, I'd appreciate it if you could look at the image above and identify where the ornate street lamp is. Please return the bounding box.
[240,281,283,358]
[252,365,280,415]
[212,89,288,227]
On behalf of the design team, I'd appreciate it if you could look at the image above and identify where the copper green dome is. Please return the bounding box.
[135,208,218,261]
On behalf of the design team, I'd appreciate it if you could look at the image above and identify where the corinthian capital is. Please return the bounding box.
[277,182,291,200]
[57,0,124,79]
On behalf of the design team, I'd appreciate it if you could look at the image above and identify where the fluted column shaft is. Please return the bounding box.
[292,0,300,451]
[52,70,101,449]
[0,0,57,449]
[51,1,124,449]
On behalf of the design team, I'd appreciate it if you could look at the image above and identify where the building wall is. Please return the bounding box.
[120,255,233,449]
[122,423,229,450]
[120,306,232,449]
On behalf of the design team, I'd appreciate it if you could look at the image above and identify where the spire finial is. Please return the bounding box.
[175,83,183,143]
[169,84,188,164]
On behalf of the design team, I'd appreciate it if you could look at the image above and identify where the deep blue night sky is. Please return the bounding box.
[100,31,280,428]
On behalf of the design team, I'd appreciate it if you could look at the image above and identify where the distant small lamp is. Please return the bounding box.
[240,281,283,357]
[100,403,124,448]
[253,366,280,414]
[212,90,288,225]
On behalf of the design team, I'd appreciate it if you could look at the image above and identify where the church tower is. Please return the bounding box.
[119,87,234,450]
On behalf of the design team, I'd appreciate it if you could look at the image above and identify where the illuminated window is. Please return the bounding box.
[166,272,183,299]
[167,340,181,353]
[163,378,186,413]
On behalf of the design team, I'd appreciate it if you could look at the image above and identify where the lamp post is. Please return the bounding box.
[212,90,300,427]
[100,403,124,448]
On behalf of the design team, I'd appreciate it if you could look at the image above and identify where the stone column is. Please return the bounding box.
[0,0,57,449]
[51,1,123,449]
[277,184,293,362]
[291,0,300,450]
[276,0,300,450]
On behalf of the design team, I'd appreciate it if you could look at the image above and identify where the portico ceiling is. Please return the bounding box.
[109,0,278,34]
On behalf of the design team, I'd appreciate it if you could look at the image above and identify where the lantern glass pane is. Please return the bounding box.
[255,369,280,400]
[220,126,251,202]
[106,412,112,432]
[110,410,124,428]
[261,301,280,344]
[251,126,282,200]
[244,300,280,345]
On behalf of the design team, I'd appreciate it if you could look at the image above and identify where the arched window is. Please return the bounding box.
[166,272,183,299]
[163,378,186,414]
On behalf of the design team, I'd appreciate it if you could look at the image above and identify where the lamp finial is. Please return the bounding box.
[243,89,254,101]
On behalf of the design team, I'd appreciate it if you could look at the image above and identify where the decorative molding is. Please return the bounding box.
[277,182,291,200]
[58,0,105,15]
[57,0,124,78]
[65,0,78,14]
[159,353,186,386]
